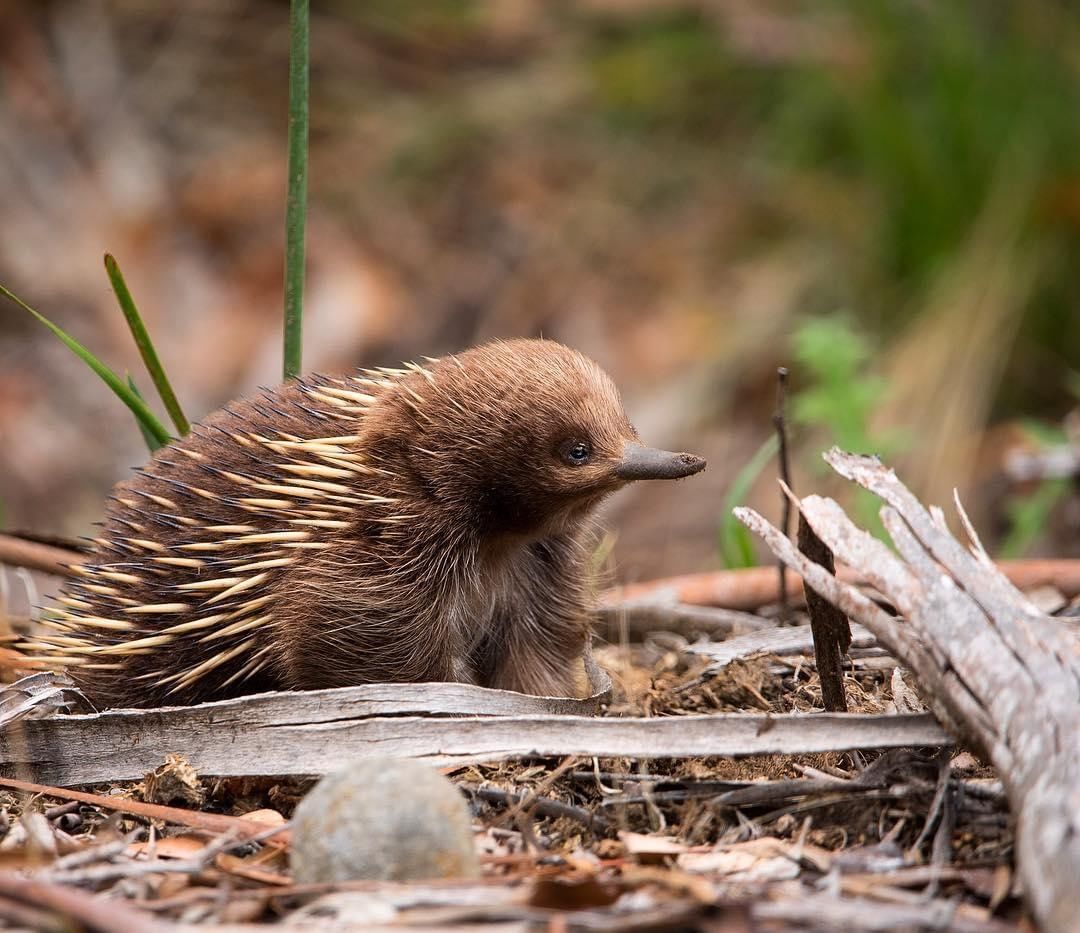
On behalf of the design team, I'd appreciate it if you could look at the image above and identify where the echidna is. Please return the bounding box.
[25,339,705,708]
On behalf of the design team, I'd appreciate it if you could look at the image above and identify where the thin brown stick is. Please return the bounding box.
[0,535,82,578]
[464,783,610,835]
[0,777,288,847]
[773,366,792,621]
[0,874,165,933]
[40,823,288,886]
[493,756,579,828]
[796,511,851,712]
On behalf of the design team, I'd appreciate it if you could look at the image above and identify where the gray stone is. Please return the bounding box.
[290,758,479,883]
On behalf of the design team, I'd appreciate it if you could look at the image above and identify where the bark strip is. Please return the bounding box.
[736,448,1080,933]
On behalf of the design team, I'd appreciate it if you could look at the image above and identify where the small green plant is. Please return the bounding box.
[1,253,191,452]
[717,317,899,567]
[790,317,895,457]
[791,315,904,537]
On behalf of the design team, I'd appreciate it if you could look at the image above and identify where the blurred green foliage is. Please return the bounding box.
[790,317,895,458]
[587,13,738,136]
[579,2,1079,555]
[581,3,1079,416]
[718,434,779,569]
[1000,419,1075,559]
[1002,476,1070,559]
[771,5,1076,277]
[791,316,905,539]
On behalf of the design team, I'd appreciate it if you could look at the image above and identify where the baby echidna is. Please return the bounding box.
[25,339,705,708]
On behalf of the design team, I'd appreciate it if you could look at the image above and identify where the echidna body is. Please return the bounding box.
[28,339,705,708]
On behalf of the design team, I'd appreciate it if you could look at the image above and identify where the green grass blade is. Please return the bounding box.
[719,434,780,569]
[127,373,166,452]
[0,283,172,448]
[105,254,190,436]
[283,0,309,381]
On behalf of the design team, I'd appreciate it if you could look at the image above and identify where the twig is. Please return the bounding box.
[494,756,579,828]
[49,835,136,872]
[773,366,792,621]
[599,776,852,809]
[42,801,79,821]
[0,534,82,578]
[0,874,165,933]
[928,779,956,898]
[796,501,852,712]
[41,823,288,887]
[594,603,771,642]
[0,777,288,847]
[463,783,611,835]
[912,750,952,856]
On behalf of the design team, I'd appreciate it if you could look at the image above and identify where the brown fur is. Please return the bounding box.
[26,339,702,708]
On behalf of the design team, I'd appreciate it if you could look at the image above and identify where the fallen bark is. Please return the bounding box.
[0,672,612,730]
[736,448,1080,933]
[0,703,948,786]
[684,623,875,672]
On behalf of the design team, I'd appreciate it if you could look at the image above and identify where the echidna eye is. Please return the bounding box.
[562,441,592,466]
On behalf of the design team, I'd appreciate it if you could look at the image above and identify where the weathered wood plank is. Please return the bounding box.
[0,667,614,730]
[0,707,948,786]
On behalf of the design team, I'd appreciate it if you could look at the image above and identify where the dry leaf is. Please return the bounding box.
[238,808,285,825]
[214,852,291,886]
[143,754,205,808]
[128,834,207,860]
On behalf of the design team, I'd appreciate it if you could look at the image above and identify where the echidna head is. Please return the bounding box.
[367,339,706,540]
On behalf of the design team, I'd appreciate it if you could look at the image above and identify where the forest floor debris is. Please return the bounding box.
[0,611,1029,930]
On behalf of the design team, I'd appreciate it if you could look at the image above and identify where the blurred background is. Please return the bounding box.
[1,0,1079,582]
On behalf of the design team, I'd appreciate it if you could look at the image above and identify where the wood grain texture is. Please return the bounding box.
[738,448,1080,933]
[0,700,948,786]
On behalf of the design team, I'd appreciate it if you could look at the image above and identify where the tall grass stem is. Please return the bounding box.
[283,0,309,381]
